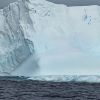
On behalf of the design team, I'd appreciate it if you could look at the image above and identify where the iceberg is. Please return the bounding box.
[0,0,35,74]
[30,75,100,83]
[0,0,100,76]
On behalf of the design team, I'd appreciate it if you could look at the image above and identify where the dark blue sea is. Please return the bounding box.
[0,76,100,100]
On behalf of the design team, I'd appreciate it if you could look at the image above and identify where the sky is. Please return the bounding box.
[0,0,100,9]
[0,0,16,9]
[47,0,100,6]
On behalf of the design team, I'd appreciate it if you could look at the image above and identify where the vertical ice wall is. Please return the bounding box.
[0,0,100,76]
[25,0,100,75]
[0,0,35,74]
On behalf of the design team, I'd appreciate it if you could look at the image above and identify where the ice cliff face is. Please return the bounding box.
[0,0,100,75]
[0,0,35,74]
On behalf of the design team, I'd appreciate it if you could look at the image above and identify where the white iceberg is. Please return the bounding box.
[0,0,100,76]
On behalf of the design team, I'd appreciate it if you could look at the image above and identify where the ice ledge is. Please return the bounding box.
[29,75,100,83]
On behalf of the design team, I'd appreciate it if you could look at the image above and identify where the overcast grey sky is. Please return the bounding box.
[0,0,100,9]
[47,0,100,6]
[0,0,16,9]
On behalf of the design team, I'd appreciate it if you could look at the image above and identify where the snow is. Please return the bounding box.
[0,0,100,77]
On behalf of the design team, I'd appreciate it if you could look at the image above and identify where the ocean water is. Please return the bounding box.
[0,76,100,99]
